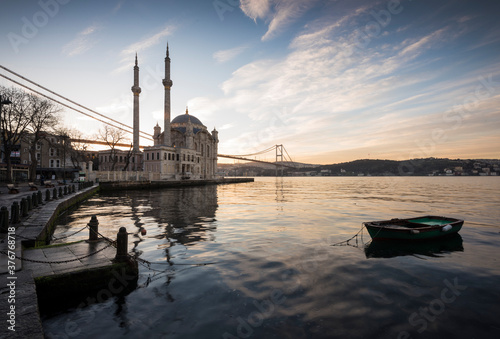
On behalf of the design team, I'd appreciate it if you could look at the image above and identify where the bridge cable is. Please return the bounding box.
[0,73,148,139]
[0,65,153,139]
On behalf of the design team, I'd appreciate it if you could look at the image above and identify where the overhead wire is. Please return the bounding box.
[0,72,146,139]
[0,65,153,139]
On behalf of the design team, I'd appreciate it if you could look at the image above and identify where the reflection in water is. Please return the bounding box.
[43,177,500,339]
[364,234,464,259]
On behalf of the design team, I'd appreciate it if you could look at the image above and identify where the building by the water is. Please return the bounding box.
[99,45,219,180]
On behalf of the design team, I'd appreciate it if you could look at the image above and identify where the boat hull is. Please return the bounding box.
[364,216,464,241]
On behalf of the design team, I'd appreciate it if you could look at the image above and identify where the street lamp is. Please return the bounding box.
[0,95,12,164]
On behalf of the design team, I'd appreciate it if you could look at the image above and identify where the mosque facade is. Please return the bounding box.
[99,45,219,180]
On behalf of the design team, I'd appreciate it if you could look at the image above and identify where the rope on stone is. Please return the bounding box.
[51,224,89,241]
[0,241,115,264]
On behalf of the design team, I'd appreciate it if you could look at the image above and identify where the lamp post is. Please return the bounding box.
[0,95,12,165]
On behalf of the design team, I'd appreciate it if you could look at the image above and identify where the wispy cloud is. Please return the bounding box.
[216,7,489,160]
[213,45,249,63]
[240,0,318,41]
[62,23,102,56]
[113,24,176,74]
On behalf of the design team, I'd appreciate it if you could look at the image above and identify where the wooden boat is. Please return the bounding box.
[363,215,464,241]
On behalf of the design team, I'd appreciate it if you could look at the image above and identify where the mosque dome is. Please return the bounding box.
[171,112,204,126]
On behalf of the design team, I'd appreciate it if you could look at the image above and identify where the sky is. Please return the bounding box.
[1,0,499,164]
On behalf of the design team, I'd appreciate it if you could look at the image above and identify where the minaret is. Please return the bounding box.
[131,53,141,152]
[162,44,173,146]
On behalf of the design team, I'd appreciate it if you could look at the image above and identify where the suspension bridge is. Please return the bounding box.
[1,65,297,174]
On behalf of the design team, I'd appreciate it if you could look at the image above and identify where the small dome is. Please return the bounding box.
[171,114,203,126]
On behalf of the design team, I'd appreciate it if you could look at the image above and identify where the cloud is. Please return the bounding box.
[213,45,248,63]
[113,24,176,74]
[62,23,102,56]
[240,0,318,41]
[216,7,491,161]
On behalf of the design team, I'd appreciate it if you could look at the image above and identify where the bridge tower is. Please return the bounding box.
[276,144,284,176]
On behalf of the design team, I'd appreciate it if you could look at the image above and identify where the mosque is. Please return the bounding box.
[99,45,219,180]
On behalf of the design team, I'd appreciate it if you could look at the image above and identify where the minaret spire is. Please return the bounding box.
[131,53,141,152]
[162,43,173,145]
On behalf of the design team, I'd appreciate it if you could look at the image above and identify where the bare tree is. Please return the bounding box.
[54,127,89,170]
[0,86,34,182]
[122,143,134,171]
[25,95,61,181]
[98,125,129,171]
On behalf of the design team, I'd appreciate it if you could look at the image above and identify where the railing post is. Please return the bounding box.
[11,201,20,224]
[115,227,128,262]
[20,198,28,217]
[37,190,43,204]
[88,215,99,241]
[0,206,9,233]
[32,192,38,208]
[53,187,58,200]
[26,195,32,211]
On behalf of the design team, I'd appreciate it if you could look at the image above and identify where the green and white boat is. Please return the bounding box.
[364,215,464,241]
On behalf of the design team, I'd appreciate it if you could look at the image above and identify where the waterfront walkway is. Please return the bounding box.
[0,182,103,339]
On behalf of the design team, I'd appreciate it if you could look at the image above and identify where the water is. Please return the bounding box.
[44,177,500,338]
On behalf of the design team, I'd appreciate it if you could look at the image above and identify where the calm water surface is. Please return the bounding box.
[44,177,500,338]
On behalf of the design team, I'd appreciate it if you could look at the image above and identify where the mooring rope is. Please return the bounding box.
[331,223,368,247]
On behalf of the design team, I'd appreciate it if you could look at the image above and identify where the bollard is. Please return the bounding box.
[20,198,28,217]
[53,187,58,200]
[58,187,63,198]
[11,201,20,224]
[32,193,38,208]
[45,189,51,202]
[88,215,99,241]
[0,206,9,233]
[37,190,43,205]
[72,184,76,193]
[64,186,68,195]
[115,227,128,262]
[26,195,32,211]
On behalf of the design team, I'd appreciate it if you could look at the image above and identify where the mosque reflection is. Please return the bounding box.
[364,234,464,259]
[127,185,218,253]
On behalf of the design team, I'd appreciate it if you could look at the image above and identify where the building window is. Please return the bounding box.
[50,159,54,167]
[36,153,41,160]
[146,153,149,161]
[157,152,160,160]
[183,154,186,161]
[176,154,179,161]
[56,159,60,168]
[49,148,55,157]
